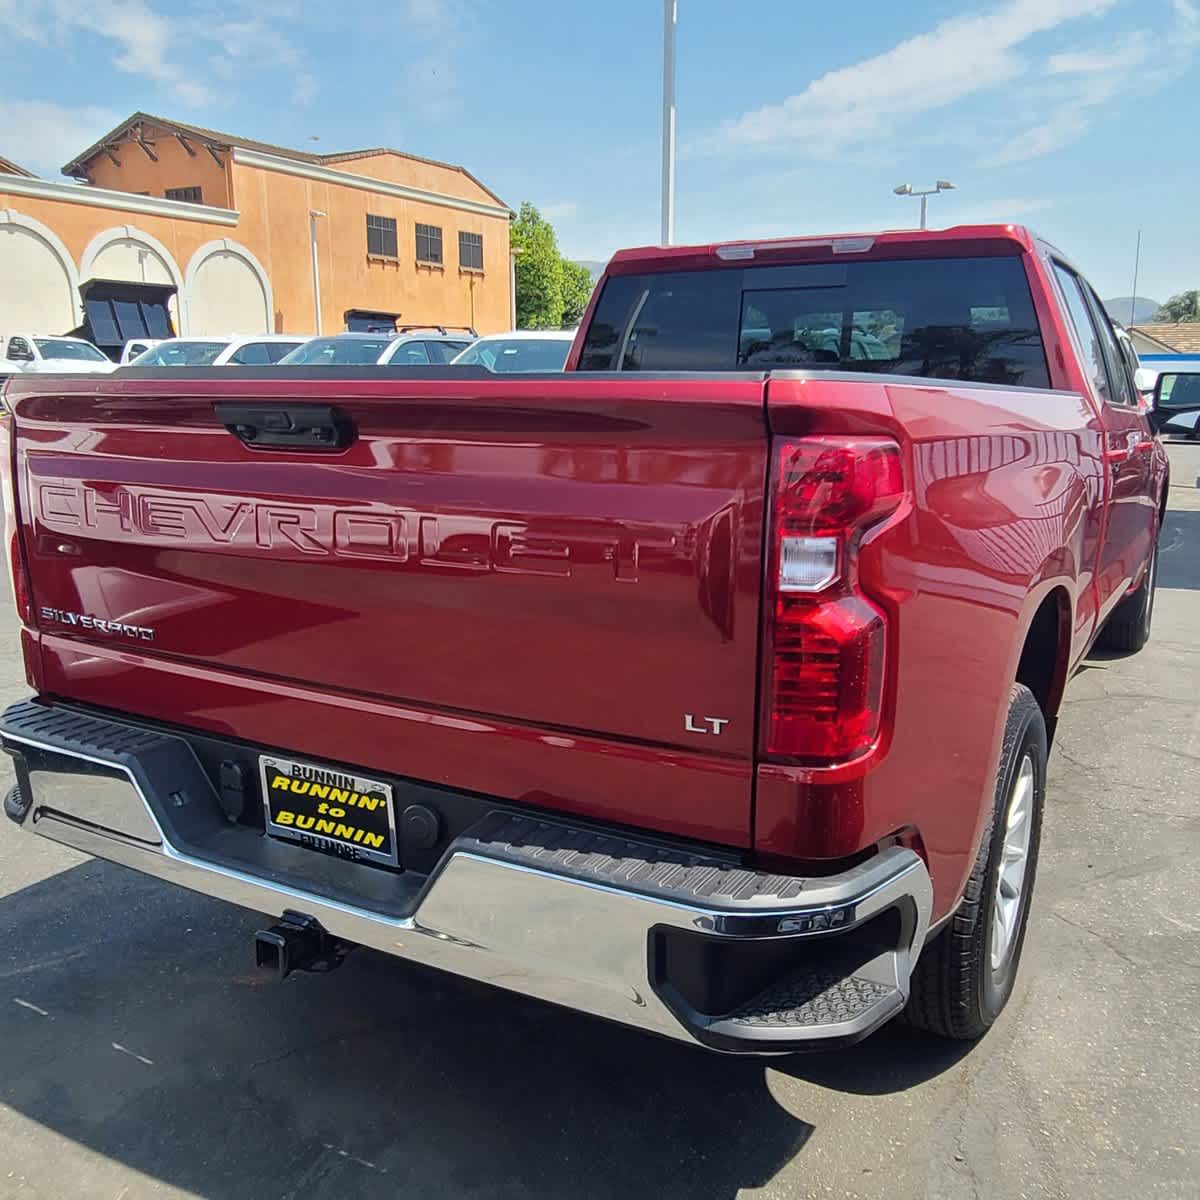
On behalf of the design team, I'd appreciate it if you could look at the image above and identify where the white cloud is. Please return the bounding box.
[0,0,317,111]
[700,0,1118,157]
[982,5,1198,166]
[0,0,214,105]
[0,99,122,177]
[541,201,581,221]
[194,3,319,106]
[698,0,1200,171]
[1047,39,1149,74]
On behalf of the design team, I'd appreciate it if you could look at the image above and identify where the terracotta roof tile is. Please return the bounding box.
[1131,323,1200,353]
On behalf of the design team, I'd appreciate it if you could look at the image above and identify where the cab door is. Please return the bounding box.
[1051,262,1156,624]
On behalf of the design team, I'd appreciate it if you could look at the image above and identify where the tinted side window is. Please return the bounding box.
[425,341,470,363]
[229,342,271,365]
[391,342,431,365]
[1081,282,1134,406]
[1053,264,1114,405]
[580,257,1048,386]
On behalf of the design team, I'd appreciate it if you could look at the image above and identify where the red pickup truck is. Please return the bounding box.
[2,225,1192,1053]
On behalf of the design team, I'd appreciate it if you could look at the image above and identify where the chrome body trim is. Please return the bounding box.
[3,725,933,1052]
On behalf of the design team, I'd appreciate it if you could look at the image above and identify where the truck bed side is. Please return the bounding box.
[761,372,1102,914]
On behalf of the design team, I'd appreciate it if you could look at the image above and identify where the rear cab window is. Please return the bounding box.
[579,255,1050,388]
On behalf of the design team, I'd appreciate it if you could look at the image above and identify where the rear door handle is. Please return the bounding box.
[214,403,355,451]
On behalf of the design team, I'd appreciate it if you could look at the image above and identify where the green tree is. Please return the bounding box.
[1154,290,1200,323]
[511,202,563,329]
[560,260,595,328]
[510,201,595,329]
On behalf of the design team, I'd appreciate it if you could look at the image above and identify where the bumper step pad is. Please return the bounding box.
[729,969,896,1029]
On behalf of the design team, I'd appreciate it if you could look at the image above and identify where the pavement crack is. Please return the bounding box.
[1049,911,1141,969]
[1145,742,1200,765]
[245,1021,399,1072]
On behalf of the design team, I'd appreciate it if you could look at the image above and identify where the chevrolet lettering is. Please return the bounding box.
[34,481,658,577]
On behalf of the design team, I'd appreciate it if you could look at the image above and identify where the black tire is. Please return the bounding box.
[905,684,1046,1040]
[1098,536,1158,654]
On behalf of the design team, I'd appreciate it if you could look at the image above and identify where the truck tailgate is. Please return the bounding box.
[10,373,767,844]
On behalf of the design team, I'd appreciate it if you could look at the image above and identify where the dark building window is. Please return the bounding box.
[458,231,483,271]
[366,213,398,258]
[416,223,443,265]
[165,186,203,204]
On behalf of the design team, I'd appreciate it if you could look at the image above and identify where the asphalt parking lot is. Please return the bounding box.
[0,443,1197,1200]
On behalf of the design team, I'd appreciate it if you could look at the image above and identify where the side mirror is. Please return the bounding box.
[1150,371,1200,434]
[7,346,33,363]
[1133,366,1158,394]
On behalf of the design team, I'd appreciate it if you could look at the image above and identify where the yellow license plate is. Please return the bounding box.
[260,755,397,867]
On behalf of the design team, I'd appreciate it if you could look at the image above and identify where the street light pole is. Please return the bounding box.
[893,181,955,229]
[509,245,524,329]
[661,0,677,245]
[309,209,326,335]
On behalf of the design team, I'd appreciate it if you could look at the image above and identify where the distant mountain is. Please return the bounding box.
[1104,296,1162,325]
[574,260,606,284]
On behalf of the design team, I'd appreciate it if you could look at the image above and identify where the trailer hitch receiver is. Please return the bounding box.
[254,910,352,980]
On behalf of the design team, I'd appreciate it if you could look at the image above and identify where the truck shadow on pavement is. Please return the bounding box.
[0,859,969,1199]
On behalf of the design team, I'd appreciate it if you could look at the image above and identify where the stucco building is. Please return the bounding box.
[0,114,512,354]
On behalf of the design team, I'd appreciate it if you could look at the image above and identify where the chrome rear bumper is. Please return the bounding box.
[2,700,932,1053]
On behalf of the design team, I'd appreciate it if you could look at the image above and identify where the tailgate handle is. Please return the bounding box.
[214,403,355,451]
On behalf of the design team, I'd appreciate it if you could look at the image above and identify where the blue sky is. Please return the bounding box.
[1,0,1198,304]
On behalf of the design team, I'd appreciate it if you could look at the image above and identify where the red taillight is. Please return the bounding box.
[765,437,902,764]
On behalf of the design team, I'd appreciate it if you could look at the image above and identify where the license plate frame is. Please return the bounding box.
[259,755,398,868]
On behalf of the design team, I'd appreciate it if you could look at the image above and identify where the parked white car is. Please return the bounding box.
[2,334,117,374]
[278,331,474,367]
[120,338,162,365]
[130,335,310,367]
[450,330,576,372]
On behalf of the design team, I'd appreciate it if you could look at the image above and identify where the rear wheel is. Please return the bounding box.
[905,684,1046,1040]
[1098,537,1157,654]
